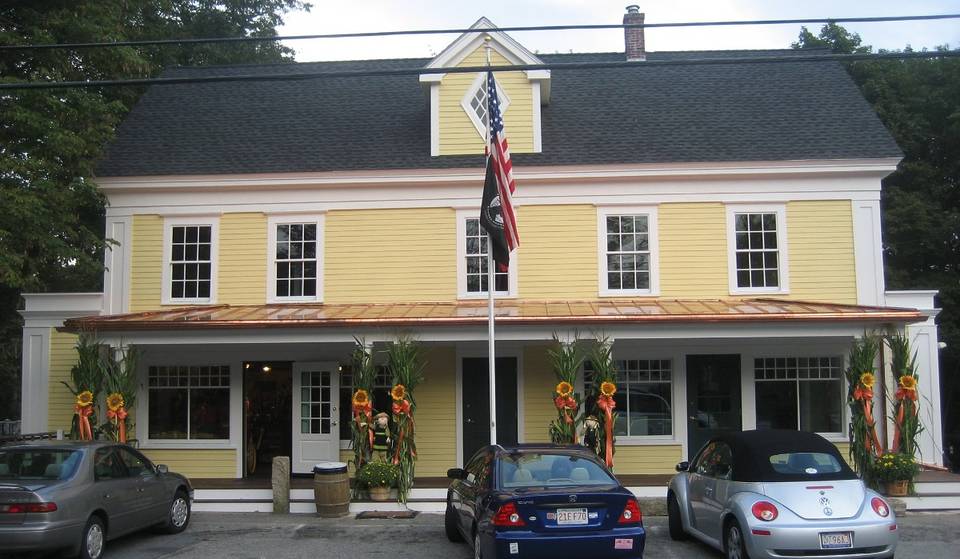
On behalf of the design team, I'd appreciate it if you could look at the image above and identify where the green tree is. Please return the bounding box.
[795,24,960,466]
[0,0,309,422]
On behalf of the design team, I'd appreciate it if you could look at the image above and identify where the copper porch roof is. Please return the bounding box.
[62,298,923,332]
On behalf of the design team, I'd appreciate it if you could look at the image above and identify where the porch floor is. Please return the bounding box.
[191,474,675,490]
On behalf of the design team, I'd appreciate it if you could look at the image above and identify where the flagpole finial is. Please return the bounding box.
[484,35,492,66]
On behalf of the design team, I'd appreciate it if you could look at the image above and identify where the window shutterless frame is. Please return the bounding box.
[161,216,219,304]
[725,204,789,295]
[455,208,518,299]
[266,214,325,303]
[460,73,511,139]
[597,206,659,297]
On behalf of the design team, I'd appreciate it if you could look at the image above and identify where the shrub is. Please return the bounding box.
[871,453,919,483]
[356,461,399,488]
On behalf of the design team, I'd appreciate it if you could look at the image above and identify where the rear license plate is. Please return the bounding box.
[820,532,852,549]
[556,508,588,525]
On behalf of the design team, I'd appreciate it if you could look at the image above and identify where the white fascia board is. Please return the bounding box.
[424,16,544,78]
[19,293,104,328]
[885,290,940,313]
[95,158,901,194]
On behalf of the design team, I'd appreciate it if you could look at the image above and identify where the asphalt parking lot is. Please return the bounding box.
[8,511,960,559]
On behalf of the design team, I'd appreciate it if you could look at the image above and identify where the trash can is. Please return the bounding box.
[312,461,349,517]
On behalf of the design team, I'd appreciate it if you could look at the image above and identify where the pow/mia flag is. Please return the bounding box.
[480,157,510,270]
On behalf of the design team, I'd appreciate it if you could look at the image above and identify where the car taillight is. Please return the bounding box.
[871,497,890,517]
[0,502,58,513]
[751,501,778,521]
[618,497,642,524]
[492,502,525,527]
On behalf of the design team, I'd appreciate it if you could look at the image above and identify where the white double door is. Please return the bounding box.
[291,362,340,473]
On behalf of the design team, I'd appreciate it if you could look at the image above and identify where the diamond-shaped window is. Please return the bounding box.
[460,73,510,139]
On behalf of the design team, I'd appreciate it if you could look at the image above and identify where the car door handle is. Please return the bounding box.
[103,493,112,500]
[137,487,145,492]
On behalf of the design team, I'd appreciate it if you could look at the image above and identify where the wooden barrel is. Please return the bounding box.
[313,461,350,517]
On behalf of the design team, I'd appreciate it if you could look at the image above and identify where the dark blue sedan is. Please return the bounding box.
[445,444,645,559]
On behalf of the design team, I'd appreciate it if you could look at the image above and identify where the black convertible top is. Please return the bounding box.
[703,430,858,482]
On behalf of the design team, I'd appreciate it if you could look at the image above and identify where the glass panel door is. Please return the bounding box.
[291,362,339,473]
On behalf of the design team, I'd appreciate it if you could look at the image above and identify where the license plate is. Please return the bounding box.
[820,532,852,549]
[556,508,588,525]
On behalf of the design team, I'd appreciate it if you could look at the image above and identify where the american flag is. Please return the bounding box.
[486,70,519,251]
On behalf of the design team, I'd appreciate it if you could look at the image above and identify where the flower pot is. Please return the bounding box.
[885,480,909,497]
[368,486,391,501]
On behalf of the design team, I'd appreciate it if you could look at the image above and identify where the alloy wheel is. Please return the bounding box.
[726,524,744,559]
[474,532,482,559]
[171,496,189,528]
[86,522,104,559]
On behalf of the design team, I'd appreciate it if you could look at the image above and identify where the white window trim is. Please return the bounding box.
[725,204,790,295]
[750,353,847,441]
[456,209,518,299]
[137,360,235,448]
[460,73,511,139]
[266,214,325,303]
[597,206,660,297]
[161,215,219,305]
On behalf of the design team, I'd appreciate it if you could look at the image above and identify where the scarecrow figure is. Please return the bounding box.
[372,412,391,460]
[582,415,601,456]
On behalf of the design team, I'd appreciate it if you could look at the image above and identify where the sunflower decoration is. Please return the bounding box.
[75,390,94,408]
[555,381,573,398]
[898,375,917,391]
[390,384,407,402]
[352,388,370,408]
[600,381,617,398]
[106,392,125,412]
[859,372,876,390]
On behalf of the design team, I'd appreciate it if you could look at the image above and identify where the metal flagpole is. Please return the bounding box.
[484,35,497,446]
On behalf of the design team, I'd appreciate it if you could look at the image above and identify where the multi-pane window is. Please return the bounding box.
[170,225,212,299]
[755,357,843,433]
[469,87,488,130]
[148,365,230,440]
[465,218,508,294]
[734,213,780,289]
[300,370,332,435]
[338,366,391,440]
[605,215,650,291]
[585,359,673,437]
[461,75,510,138]
[275,223,318,298]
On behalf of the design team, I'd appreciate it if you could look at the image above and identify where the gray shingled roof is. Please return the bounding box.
[95,50,902,177]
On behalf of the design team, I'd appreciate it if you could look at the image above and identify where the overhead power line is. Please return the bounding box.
[1,13,958,51]
[2,50,957,91]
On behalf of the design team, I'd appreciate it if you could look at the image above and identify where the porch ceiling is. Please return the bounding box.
[61,298,923,332]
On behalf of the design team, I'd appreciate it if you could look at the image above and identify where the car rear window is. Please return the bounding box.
[0,449,82,481]
[769,452,844,476]
[499,453,616,488]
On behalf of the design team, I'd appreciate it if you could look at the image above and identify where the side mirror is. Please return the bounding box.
[447,467,467,480]
[156,464,169,475]
[675,461,689,472]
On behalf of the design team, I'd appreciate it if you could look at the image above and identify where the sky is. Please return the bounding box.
[277,0,960,62]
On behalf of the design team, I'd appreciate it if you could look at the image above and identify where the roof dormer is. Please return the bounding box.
[420,17,550,156]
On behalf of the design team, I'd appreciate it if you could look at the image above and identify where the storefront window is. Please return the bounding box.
[754,357,843,434]
[585,359,673,437]
[338,365,392,441]
[148,365,230,440]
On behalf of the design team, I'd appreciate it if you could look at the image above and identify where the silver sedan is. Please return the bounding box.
[0,441,193,559]
[667,430,897,559]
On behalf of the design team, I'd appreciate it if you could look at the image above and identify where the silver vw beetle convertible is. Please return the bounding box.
[668,430,897,559]
[0,441,193,559]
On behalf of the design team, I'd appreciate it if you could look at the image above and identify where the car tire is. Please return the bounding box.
[161,489,191,534]
[445,503,464,542]
[725,518,750,559]
[667,494,687,541]
[79,515,106,559]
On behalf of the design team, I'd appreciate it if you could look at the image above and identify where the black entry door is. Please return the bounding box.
[461,357,518,464]
[686,354,741,459]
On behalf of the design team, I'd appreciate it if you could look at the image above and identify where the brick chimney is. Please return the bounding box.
[624,5,646,61]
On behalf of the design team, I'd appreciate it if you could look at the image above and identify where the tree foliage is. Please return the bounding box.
[0,0,309,421]
[795,23,960,464]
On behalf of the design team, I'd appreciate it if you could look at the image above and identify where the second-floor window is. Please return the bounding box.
[598,207,658,296]
[268,216,324,302]
[457,212,516,299]
[727,205,788,294]
[163,217,218,304]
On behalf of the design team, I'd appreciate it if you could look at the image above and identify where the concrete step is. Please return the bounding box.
[914,482,960,495]
[899,494,960,512]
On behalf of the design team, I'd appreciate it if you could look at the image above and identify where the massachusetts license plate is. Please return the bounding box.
[556,508,588,525]
[820,532,852,549]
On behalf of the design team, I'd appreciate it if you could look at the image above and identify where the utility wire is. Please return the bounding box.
[2,50,957,91]
[1,13,958,51]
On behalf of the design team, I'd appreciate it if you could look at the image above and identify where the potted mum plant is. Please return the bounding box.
[357,460,398,502]
[872,453,919,497]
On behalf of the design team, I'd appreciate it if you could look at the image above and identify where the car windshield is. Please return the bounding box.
[0,449,82,481]
[768,452,844,476]
[499,452,616,488]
